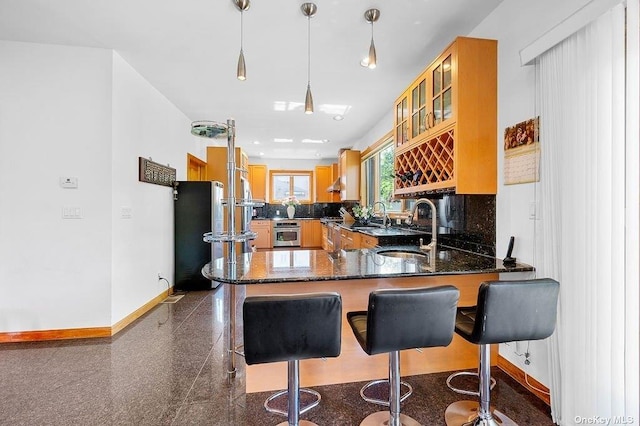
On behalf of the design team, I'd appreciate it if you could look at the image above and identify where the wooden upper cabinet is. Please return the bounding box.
[393,36,497,195]
[314,165,333,203]
[248,164,267,201]
[331,163,340,202]
[394,91,410,148]
[340,149,361,201]
[206,146,248,197]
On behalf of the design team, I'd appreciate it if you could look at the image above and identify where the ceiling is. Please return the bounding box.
[0,0,503,160]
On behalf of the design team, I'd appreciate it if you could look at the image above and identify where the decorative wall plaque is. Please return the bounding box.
[138,157,176,187]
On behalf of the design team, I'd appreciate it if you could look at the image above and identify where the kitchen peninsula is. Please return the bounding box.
[202,246,534,393]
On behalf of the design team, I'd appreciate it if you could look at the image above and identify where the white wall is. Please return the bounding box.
[0,41,113,330]
[0,42,199,332]
[110,52,195,324]
[469,0,590,386]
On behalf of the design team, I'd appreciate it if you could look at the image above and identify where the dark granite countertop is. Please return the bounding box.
[201,246,534,285]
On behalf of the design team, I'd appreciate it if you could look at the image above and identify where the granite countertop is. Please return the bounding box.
[201,246,534,285]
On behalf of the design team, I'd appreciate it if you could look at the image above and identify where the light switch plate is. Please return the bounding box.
[62,206,82,219]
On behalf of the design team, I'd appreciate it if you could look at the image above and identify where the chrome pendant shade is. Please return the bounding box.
[305,84,314,114]
[301,3,317,114]
[234,0,250,80]
[237,49,246,80]
[364,8,380,69]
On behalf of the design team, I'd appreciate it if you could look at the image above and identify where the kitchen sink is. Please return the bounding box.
[376,249,429,260]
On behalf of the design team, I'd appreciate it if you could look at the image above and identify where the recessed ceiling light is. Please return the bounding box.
[274,138,293,143]
[360,57,369,67]
[259,152,264,156]
[333,115,344,121]
[253,140,260,145]
[301,138,325,144]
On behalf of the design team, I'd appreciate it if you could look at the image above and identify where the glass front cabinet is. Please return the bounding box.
[393,36,497,196]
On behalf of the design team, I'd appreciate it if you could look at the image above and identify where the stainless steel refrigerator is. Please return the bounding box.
[173,180,224,291]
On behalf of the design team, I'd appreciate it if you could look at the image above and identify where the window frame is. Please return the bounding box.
[360,131,411,214]
[269,170,314,204]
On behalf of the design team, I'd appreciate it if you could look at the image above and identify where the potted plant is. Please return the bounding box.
[282,195,300,219]
[352,205,373,226]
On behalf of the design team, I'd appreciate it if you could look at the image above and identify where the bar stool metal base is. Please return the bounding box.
[275,421,317,426]
[265,388,321,417]
[444,401,517,426]
[360,379,413,406]
[446,371,496,397]
[360,410,421,426]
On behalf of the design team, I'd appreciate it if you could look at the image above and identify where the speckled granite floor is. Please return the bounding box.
[0,288,553,425]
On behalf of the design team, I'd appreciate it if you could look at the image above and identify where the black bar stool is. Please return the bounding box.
[347,286,460,426]
[243,292,342,426]
[444,278,560,426]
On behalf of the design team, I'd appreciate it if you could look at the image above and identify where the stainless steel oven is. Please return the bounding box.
[273,220,301,247]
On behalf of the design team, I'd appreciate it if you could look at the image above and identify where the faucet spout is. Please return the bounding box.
[408,198,438,253]
[372,201,390,228]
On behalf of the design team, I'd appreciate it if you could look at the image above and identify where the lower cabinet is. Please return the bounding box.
[302,220,323,248]
[321,223,329,250]
[360,234,379,249]
[250,220,272,250]
[340,228,361,250]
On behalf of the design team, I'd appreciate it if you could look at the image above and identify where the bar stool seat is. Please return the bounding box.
[243,292,342,426]
[444,278,559,426]
[348,285,460,426]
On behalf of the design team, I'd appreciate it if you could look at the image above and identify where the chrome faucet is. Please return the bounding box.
[406,198,437,253]
[372,201,390,228]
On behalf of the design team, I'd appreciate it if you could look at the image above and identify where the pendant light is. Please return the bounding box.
[234,0,250,80]
[301,3,317,114]
[364,9,380,69]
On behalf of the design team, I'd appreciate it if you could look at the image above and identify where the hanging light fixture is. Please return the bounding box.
[234,0,250,80]
[364,8,380,69]
[301,3,317,114]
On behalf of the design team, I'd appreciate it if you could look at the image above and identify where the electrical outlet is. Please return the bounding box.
[396,218,401,225]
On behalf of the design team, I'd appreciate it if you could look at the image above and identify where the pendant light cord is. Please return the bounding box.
[307,15,311,86]
[240,9,244,53]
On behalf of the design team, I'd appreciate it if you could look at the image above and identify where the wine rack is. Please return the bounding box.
[391,36,497,195]
[394,129,455,195]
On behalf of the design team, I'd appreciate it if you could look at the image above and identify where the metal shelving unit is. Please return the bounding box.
[191,118,263,381]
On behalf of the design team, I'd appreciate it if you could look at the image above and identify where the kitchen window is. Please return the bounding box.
[361,133,404,212]
[269,170,312,203]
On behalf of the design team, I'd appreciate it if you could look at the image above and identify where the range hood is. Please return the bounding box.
[327,178,340,193]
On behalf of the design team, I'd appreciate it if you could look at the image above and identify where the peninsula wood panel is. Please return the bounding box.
[245,272,498,393]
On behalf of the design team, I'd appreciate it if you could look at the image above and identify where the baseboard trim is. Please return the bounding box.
[497,355,550,405]
[0,289,171,343]
[111,290,169,335]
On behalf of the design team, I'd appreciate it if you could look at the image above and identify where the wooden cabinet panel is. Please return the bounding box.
[248,164,267,201]
[314,165,333,203]
[340,149,361,201]
[360,234,379,249]
[250,220,271,250]
[340,228,361,250]
[393,36,497,195]
[331,163,340,202]
[321,223,329,250]
[302,220,323,248]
